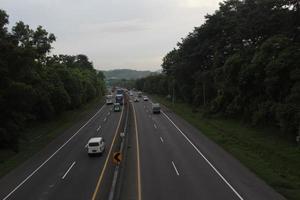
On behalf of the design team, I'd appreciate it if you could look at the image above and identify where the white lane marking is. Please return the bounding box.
[107,112,110,116]
[154,124,157,129]
[160,137,164,143]
[2,105,106,200]
[97,125,102,132]
[85,143,88,148]
[171,161,180,176]
[162,111,244,200]
[103,117,107,122]
[62,162,76,179]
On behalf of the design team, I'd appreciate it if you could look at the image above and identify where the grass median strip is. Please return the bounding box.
[0,97,103,178]
[152,95,300,200]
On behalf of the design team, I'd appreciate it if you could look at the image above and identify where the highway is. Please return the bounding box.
[0,93,286,200]
[123,94,286,200]
[0,101,125,200]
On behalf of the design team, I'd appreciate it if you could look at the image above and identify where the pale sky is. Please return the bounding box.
[1,0,222,71]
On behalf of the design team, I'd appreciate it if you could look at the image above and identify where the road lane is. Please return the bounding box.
[133,99,240,200]
[128,93,286,200]
[0,102,124,200]
[157,104,285,200]
[92,104,125,200]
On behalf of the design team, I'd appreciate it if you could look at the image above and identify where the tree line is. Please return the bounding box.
[0,10,105,151]
[136,0,300,139]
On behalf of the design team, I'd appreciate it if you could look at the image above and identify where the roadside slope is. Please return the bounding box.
[0,97,104,178]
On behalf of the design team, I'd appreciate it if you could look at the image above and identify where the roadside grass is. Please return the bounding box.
[152,95,300,200]
[0,97,103,178]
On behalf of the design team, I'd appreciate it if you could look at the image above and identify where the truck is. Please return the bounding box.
[116,88,124,96]
[115,94,124,105]
[106,95,113,105]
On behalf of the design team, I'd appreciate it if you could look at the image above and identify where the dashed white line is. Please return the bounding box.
[85,143,88,148]
[97,125,102,132]
[162,111,244,200]
[154,124,157,129]
[62,161,76,179]
[171,161,180,176]
[103,117,107,122]
[2,104,105,200]
[160,137,164,143]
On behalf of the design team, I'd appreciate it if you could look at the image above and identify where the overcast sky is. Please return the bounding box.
[1,0,222,71]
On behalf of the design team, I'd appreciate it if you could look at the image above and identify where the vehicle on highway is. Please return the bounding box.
[116,88,124,95]
[87,137,105,156]
[143,96,149,101]
[152,103,161,114]
[115,94,124,105]
[138,91,142,98]
[113,103,121,112]
[129,91,134,96]
[134,97,139,102]
[106,94,113,105]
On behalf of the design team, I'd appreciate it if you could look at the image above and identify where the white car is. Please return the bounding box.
[143,96,149,101]
[88,137,105,156]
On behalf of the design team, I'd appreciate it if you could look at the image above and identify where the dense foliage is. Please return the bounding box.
[0,10,105,151]
[136,0,300,139]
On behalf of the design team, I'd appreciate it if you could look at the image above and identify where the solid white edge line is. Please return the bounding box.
[2,104,106,200]
[171,161,180,176]
[162,111,244,200]
[62,161,76,179]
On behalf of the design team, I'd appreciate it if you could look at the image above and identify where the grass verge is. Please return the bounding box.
[152,95,300,200]
[0,97,103,178]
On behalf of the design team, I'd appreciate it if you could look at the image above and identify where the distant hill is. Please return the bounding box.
[102,69,155,80]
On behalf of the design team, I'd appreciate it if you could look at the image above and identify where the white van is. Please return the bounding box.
[87,137,105,156]
[106,95,113,105]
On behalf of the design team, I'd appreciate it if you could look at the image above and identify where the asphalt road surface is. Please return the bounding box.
[0,101,125,200]
[0,93,286,200]
[122,94,286,200]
